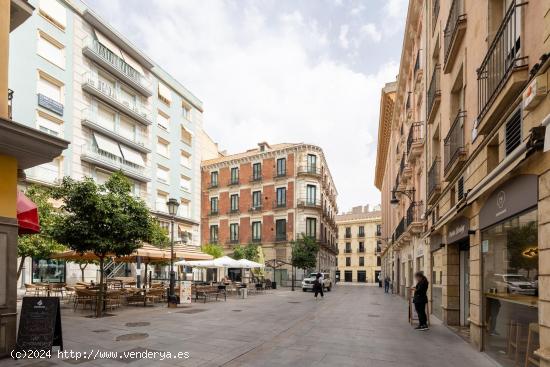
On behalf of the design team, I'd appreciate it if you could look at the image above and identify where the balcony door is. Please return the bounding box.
[306,185,316,205]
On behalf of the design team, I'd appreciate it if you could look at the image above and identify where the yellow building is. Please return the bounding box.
[336,206,381,284]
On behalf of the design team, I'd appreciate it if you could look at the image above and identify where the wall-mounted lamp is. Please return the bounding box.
[390,188,416,207]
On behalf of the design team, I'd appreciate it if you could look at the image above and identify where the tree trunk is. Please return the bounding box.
[17,256,27,281]
[96,256,105,318]
[79,263,88,282]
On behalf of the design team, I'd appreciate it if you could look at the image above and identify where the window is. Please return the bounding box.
[230,223,239,242]
[180,175,191,192]
[358,226,365,237]
[32,258,65,283]
[157,110,169,131]
[37,112,62,136]
[345,227,351,238]
[230,167,239,184]
[307,154,317,172]
[358,242,365,252]
[181,126,192,146]
[359,257,365,266]
[180,200,190,218]
[38,75,62,103]
[345,243,351,253]
[376,224,382,236]
[180,151,191,168]
[96,104,115,130]
[230,194,239,212]
[252,163,262,180]
[276,219,286,240]
[156,165,169,184]
[252,191,261,209]
[38,0,67,29]
[505,108,522,156]
[157,138,169,157]
[306,217,317,239]
[210,171,218,187]
[276,187,286,207]
[119,116,138,141]
[38,32,64,68]
[119,87,136,108]
[346,257,351,267]
[252,221,261,241]
[156,191,168,212]
[276,158,286,176]
[377,256,381,266]
[158,82,172,106]
[210,225,218,242]
[182,103,191,121]
[306,185,317,205]
[210,197,218,214]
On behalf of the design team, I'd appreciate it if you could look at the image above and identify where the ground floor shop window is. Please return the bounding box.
[431,249,443,320]
[32,258,65,283]
[482,209,538,367]
[344,270,352,282]
[357,270,366,282]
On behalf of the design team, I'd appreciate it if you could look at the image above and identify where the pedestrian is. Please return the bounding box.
[412,271,429,330]
[314,272,324,299]
[384,276,390,293]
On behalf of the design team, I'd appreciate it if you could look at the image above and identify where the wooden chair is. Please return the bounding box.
[24,283,39,296]
[508,320,527,365]
[525,323,540,367]
[265,279,272,290]
[73,289,96,311]
[50,283,65,298]
[105,291,123,310]
[64,286,76,304]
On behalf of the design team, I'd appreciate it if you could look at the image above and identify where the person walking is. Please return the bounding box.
[384,276,390,293]
[314,272,324,299]
[412,271,429,330]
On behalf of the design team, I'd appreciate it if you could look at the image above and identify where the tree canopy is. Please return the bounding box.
[233,244,260,261]
[291,235,319,271]
[201,243,224,259]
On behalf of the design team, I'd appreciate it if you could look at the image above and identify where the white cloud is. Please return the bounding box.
[339,24,349,49]
[360,23,382,43]
[88,0,399,210]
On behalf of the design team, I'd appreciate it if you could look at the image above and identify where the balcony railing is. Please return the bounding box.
[406,122,424,156]
[275,234,287,242]
[275,170,287,179]
[79,143,150,182]
[208,182,218,189]
[82,37,152,96]
[249,205,262,212]
[82,73,151,125]
[209,209,219,216]
[297,198,322,209]
[228,178,239,186]
[358,232,365,238]
[273,201,287,209]
[428,158,441,199]
[297,165,321,176]
[358,247,365,253]
[250,174,262,183]
[432,0,440,33]
[8,89,13,119]
[477,0,526,123]
[414,49,422,75]
[394,217,406,242]
[406,201,424,227]
[427,64,441,120]
[250,237,262,243]
[344,249,352,254]
[375,229,382,237]
[444,110,466,174]
[226,239,239,245]
[443,0,466,65]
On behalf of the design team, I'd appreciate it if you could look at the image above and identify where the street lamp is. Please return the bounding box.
[390,188,415,207]
[166,198,179,307]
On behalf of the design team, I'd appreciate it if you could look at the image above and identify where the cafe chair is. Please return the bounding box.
[525,323,540,367]
[508,320,527,365]
[24,283,39,296]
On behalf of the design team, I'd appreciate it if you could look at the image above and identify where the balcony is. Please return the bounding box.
[358,247,365,253]
[225,239,239,246]
[273,201,287,210]
[275,234,287,243]
[37,93,63,116]
[249,237,262,244]
[443,0,467,73]
[344,249,352,254]
[250,174,263,183]
[81,73,152,126]
[79,143,150,182]
[444,110,467,179]
[375,229,382,237]
[81,109,150,153]
[249,205,262,213]
[274,170,287,179]
[476,0,528,134]
[25,164,62,186]
[208,182,219,189]
[432,0,440,33]
[400,153,412,182]
[427,158,441,204]
[406,201,424,235]
[297,165,321,177]
[208,209,219,217]
[394,217,406,243]
[228,208,240,215]
[82,37,152,97]
[228,178,240,186]
[358,232,365,238]
[414,49,422,76]
[297,198,322,210]
[427,65,441,124]
[406,122,424,162]
[209,238,219,245]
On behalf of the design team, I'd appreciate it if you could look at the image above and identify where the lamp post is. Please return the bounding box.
[390,188,415,206]
[166,198,179,307]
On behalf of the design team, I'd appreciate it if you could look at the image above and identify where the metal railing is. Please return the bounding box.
[81,108,148,147]
[427,64,441,118]
[444,110,466,173]
[208,182,218,189]
[250,174,262,182]
[444,0,465,64]
[407,122,424,155]
[228,178,239,186]
[249,205,262,212]
[406,201,424,227]
[275,234,287,242]
[7,89,13,119]
[297,198,322,209]
[428,158,441,198]
[477,0,526,123]
[414,49,422,74]
[80,143,148,177]
[275,170,287,178]
[432,0,440,33]
[394,217,406,241]
[273,201,287,209]
[297,165,321,176]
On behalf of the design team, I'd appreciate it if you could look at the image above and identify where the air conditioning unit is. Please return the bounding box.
[523,74,548,111]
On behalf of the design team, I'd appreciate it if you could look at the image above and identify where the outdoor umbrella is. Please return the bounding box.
[236,259,265,269]
[17,191,40,235]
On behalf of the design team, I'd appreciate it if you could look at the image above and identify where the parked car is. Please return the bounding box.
[302,272,332,292]
[491,274,537,295]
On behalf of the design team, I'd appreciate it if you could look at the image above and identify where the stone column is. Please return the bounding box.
[442,240,460,325]
[537,171,550,366]
[469,213,483,350]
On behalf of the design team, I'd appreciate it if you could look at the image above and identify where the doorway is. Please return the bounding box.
[357,271,366,283]
[344,271,353,282]
[274,269,288,287]
[375,270,381,283]
[459,249,470,326]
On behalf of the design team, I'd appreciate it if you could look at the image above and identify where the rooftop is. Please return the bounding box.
[201,142,302,166]
[336,205,381,222]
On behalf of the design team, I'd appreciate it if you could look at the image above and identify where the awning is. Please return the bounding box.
[93,133,122,158]
[120,145,145,166]
[17,192,40,235]
[158,82,172,103]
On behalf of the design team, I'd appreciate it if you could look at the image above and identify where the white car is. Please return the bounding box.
[491,274,537,295]
[302,272,332,292]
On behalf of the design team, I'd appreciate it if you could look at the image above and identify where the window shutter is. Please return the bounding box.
[505,109,522,156]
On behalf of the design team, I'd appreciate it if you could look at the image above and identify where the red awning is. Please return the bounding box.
[17,191,40,235]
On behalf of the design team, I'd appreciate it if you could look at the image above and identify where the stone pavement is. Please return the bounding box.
[4,285,499,367]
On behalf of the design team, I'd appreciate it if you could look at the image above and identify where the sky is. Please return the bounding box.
[85,0,407,213]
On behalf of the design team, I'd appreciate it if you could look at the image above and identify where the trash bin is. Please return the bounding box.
[271,281,277,289]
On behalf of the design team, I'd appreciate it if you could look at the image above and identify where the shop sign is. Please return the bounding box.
[446,216,469,244]
[479,175,538,229]
[180,281,192,304]
[430,233,443,252]
[16,297,63,353]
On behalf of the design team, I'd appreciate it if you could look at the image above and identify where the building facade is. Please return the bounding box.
[8,0,207,284]
[336,206,382,284]
[201,142,339,286]
[376,0,550,366]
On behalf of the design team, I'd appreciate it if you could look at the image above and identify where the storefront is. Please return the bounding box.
[446,216,470,327]
[480,175,538,367]
[430,233,444,320]
[31,258,65,283]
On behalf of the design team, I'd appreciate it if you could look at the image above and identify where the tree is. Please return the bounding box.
[51,172,159,317]
[201,243,224,259]
[233,244,259,261]
[17,186,65,280]
[291,235,319,272]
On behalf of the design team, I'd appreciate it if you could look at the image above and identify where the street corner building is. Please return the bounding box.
[7,0,210,285]
[375,0,550,366]
[335,206,382,284]
[200,142,339,285]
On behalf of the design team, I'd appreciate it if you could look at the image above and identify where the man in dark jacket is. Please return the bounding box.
[412,271,429,330]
